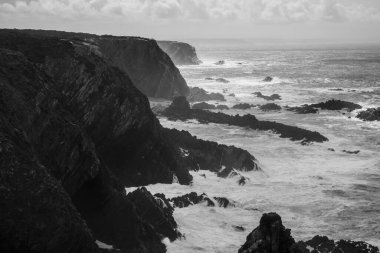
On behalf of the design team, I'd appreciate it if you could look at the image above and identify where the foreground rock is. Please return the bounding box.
[356,107,380,121]
[3,29,189,99]
[157,40,202,65]
[162,97,328,143]
[163,128,261,177]
[188,87,226,102]
[260,103,281,111]
[239,213,379,253]
[253,92,282,101]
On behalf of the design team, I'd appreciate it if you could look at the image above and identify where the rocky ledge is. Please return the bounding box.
[239,213,379,253]
[161,97,328,144]
[158,40,202,65]
[287,99,362,114]
[356,107,380,121]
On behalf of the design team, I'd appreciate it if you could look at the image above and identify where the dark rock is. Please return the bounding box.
[192,102,217,110]
[169,192,215,208]
[329,88,344,91]
[239,212,295,253]
[216,78,230,83]
[310,99,362,112]
[157,40,202,65]
[263,76,273,82]
[287,105,318,114]
[162,128,261,176]
[356,108,380,121]
[188,87,226,102]
[328,148,335,152]
[238,176,249,186]
[260,103,282,111]
[214,197,235,208]
[215,60,225,65]
[253,92,282,101]
[233,103,254,110]
[162,97,328,143]
[239,213,379,253]
[230,93,236,97]
[233,226,246,232]
[216,105,230,110]
[206,77,214,80]
[342,150,360,154]
[2,28,189,99]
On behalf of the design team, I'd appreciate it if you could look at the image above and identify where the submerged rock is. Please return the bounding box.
[188,87,226,102]
[260,103,281,111]
[253,92,282,101]
[162,97,328,143]
[342,150,360,154]
[239,213,379,253]
[216,78,230,83]
[157,40,202,65]
[215,60,225,65]
[356,107,380,121]
[263,76,273,82]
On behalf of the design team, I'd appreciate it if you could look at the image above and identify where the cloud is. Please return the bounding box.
[1,0,380,24]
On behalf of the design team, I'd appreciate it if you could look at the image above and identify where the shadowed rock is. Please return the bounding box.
[260,103,281,111]
[253,92,281,101]
[239,213,379,253]
[188,87,226,102]
[356,108,380,121]
[162,97,328,144]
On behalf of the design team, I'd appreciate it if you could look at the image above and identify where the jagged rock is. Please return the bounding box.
[356,108,380,121]
[162,128,260,175]
[162,97,328,143]
[239,213,379,253]
[253,92,281,101]
[310,99,362,111]
[260,103,281,111]
[192,102,217,110]
[188,87,226,102]
[157,40,202,65]
[233,103,254,110]
[170,192,215,208]
[263,76,273,82]
[214,197,235,208]
[216,78,230,83]
[215,60,225,65]
[2,28,189,99]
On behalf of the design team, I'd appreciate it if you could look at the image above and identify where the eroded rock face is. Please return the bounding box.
[239,213,379,253]
[1,29,190,99]
[162,97,328,143]
[158,40,202,65]
[356,107,380,121]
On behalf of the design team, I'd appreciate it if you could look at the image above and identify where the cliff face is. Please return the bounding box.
[158,41,202,65]
[0,30,190,252]
[4,29,190,99]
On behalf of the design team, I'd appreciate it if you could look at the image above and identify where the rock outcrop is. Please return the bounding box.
[239,213,379,253]
[188,87,226,102]
[2,28,189,99]
[162,97,328,144]
[253,92,281,101]
[263,76,273,82]
[157,40,202,65]
[356,108,380,121]
[260,103,281,111]
[192,102,217,110]
[233,103,255,110]
[163,128,261,177]
[287,100,362,114]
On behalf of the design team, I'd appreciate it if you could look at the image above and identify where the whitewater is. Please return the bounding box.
[131,41,380,252]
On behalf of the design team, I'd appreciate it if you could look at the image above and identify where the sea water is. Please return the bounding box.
[131,41,380,252]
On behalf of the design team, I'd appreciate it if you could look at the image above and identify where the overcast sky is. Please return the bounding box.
[1,0,380,43]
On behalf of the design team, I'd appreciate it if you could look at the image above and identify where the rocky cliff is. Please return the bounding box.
[158,41,202,65]
[0,30,192,252]
[2,29,190,99]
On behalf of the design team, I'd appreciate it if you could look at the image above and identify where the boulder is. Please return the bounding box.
[260,103,281,111]
[263,76,273,82]
[253,92,282,101]
[233,103,254,110]
[356,108,380,121]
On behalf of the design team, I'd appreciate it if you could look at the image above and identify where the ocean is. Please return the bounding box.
[131,41,380,252]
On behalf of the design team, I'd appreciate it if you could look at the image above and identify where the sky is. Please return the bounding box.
[1,0,380,43]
